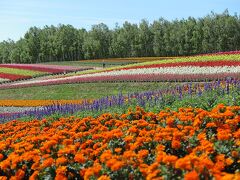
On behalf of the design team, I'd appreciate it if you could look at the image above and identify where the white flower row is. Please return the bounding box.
[0,78,8,82]
[79,66,240,78]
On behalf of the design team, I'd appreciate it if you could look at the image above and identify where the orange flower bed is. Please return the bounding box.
[0,104,239,179]
[0,100,92,107]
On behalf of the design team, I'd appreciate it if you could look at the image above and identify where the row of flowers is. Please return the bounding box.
[0,73,32,81]
[0,99,92,107]
[199,50,240,56]
[0,64,89,73]
[0,67,44,77]
[0,62,239,89]
[0,78,8,82]
[6,73,240,89]
[0,64,92,83]
[60,54,240,78]
[0,104,239,179]
[104,53,240,72]
[1,79,239,122]
[116,60,240,71]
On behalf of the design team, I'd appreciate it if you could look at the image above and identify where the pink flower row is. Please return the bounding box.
[0,73,238,89]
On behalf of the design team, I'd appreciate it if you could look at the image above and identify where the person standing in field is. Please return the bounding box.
[102,60,106,68]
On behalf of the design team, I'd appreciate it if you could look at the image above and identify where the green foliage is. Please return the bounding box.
[1,10,240,63]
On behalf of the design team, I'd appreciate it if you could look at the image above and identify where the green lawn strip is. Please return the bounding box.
[0,82,175,100]
[0,67,45,76]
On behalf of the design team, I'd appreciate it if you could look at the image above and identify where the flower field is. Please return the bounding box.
[0,104,239,179]
[0,51,240,179]
[0,78,239,123]
[0,52,239,89]
[0,64,91,82]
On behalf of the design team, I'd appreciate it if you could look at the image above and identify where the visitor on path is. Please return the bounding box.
[102,60,106,68]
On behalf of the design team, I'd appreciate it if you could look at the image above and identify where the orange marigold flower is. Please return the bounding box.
[200,158,214,169]
[225,158,234,166]
[197,132,206,141]
[62,139,73,146]
[74,153,85,163]
[55,174,67,180]
[110,161,124,171]
[0,160,10,170]
[83,168,94,180]
[124,136,134,142]
[166,117,175,127]
[220,173,235,180]
[55,166,67,180]
[29,171,39,180]
[217,131,231,140]
[42,158,54,168]
[31,162,40,170]
[106,158,117,168]
[175,158,192,170]
[156,145,165,152]
[138,149,149,159]
[231,151,238,158]
[56,157,68,166]
[100,150,112,163]
[172,140,181,149]
[146,169,160,180]
[0,154,4,161]
[206,122,216,128]
[184,170,199,180]
[15,169,25,179]
[114,148,122,153]
[162,155,178,165]
[233,129,240,138]
[98,175,111,180]
[128,126,138,133]
[0,176,7,180]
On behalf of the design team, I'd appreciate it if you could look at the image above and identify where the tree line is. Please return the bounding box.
[0,10,240,64]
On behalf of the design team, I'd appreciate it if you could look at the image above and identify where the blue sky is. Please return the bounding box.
[0,0,239,41]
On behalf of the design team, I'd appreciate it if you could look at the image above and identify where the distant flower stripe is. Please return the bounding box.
[116,60,240,71]
[0,64,239,89]
[0,78,9,82]
[0,73,31,81]
[0,64,90,73]
[199,50,240,56]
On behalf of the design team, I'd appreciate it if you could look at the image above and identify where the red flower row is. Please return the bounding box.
[106,60,240,72]
[0,73,31,81]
